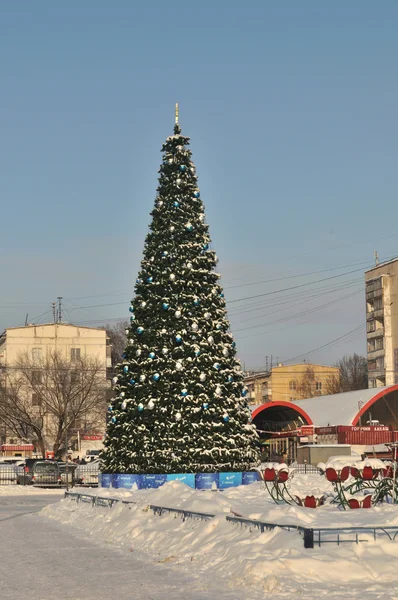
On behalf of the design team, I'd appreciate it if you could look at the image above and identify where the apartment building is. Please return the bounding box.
[365,258,398,387]
[244,362,339,406]
[0,323,111,455]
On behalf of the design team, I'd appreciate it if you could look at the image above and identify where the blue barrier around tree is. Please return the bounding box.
[98,471,259,490]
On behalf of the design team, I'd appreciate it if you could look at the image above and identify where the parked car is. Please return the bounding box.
[75,459,100,486]
[30,461,61,486]
[0,463,18,484]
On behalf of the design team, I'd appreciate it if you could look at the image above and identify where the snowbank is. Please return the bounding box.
[41,476,398,597]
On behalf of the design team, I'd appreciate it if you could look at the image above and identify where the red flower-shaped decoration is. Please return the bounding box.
[348,494,372,509]
[325,466,350,483]
[295,495,325,508]
[277,469,289,483]
[382,465,394,478]
[263,468,276,482]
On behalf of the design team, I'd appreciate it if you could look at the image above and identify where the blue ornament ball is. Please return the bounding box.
[107,406,113,412]
[137,327,144,335]
[137,403,144,412]
[111,416,117,424]
[173,201,180,208]
[123,365,129,373]
[185,222,193,232]
[213,362,221,370]
[227,376,233,383]
[241,389,248,397]
[136,278,142,284]
[194,349,201,357]
[130,315,136,322]
[193,298,200,306]
[162,303,170,311]
[216,324,223,330]
[175,334,182,343]
[146,276,153,283]
[223,415,230,423]
[162,251,169,257]
[202,403,209,410]
[232,341,236,348]
[194,191,200,198]
[219,293,224,298]
[179,165,187,172]
[148,352,156,359]
[181,389,188,397]
[129,306,134,313]
[153,373,160,382]
[203,243,209,251]
[129,378,136,385]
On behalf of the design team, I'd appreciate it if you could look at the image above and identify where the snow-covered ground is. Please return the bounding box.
[41,474,398,598]
[0,484,64,496]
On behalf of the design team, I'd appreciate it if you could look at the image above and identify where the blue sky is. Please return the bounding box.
[0,1,397,369]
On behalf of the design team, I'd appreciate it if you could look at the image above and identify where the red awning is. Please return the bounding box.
[1,444,34,451]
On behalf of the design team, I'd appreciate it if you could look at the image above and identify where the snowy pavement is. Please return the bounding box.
[0,493,251,600]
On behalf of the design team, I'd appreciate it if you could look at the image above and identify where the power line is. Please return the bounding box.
[228,265,372,304]
[283,325,365,364]
[224,259,372,290]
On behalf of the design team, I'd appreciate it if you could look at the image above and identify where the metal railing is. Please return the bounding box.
[0,463,99,487]
[63,491,398,549]
[289,463,321,475]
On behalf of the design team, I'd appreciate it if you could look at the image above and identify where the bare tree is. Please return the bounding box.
[325,374,341,395]
[0,350,107,457]
[325,354,368,394]
[296,365,317,399]
[104,320,129,369]
[337,354,368,391]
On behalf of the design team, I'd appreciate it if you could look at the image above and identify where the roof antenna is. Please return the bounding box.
[374,250,379,266]
[25,313,28,326]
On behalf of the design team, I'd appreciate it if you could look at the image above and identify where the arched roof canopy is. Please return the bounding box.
[251,385,398,430]
[252,401,312,437]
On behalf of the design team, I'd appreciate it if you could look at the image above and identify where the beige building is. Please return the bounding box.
[365,257,398,388]
[0,323,111,366]
[244,363,340,406]
[0,323,111,456]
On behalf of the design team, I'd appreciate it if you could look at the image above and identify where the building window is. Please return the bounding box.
[376,357,384,370]
[375,337,384,350]
[367,320,376,333]
[32,370,42,385]
[32,393,41,406]
[315,381,322,391]
[368,360,376,371]
[70,348,81,362]
[70,371,79,385]
[289,380,297,391]
[374,297,383,310]
[32,348,42,361]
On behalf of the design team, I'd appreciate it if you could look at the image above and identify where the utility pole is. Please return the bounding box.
[52,302,56,323]
[375,250,379,266]
[57,297,63,323]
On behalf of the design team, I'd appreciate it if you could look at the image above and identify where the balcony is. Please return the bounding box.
[366,308,384,321]
[367,348,385,360]
[367,328,384,340]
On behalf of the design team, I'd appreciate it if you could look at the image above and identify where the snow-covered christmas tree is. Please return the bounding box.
[102,107,259,474]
